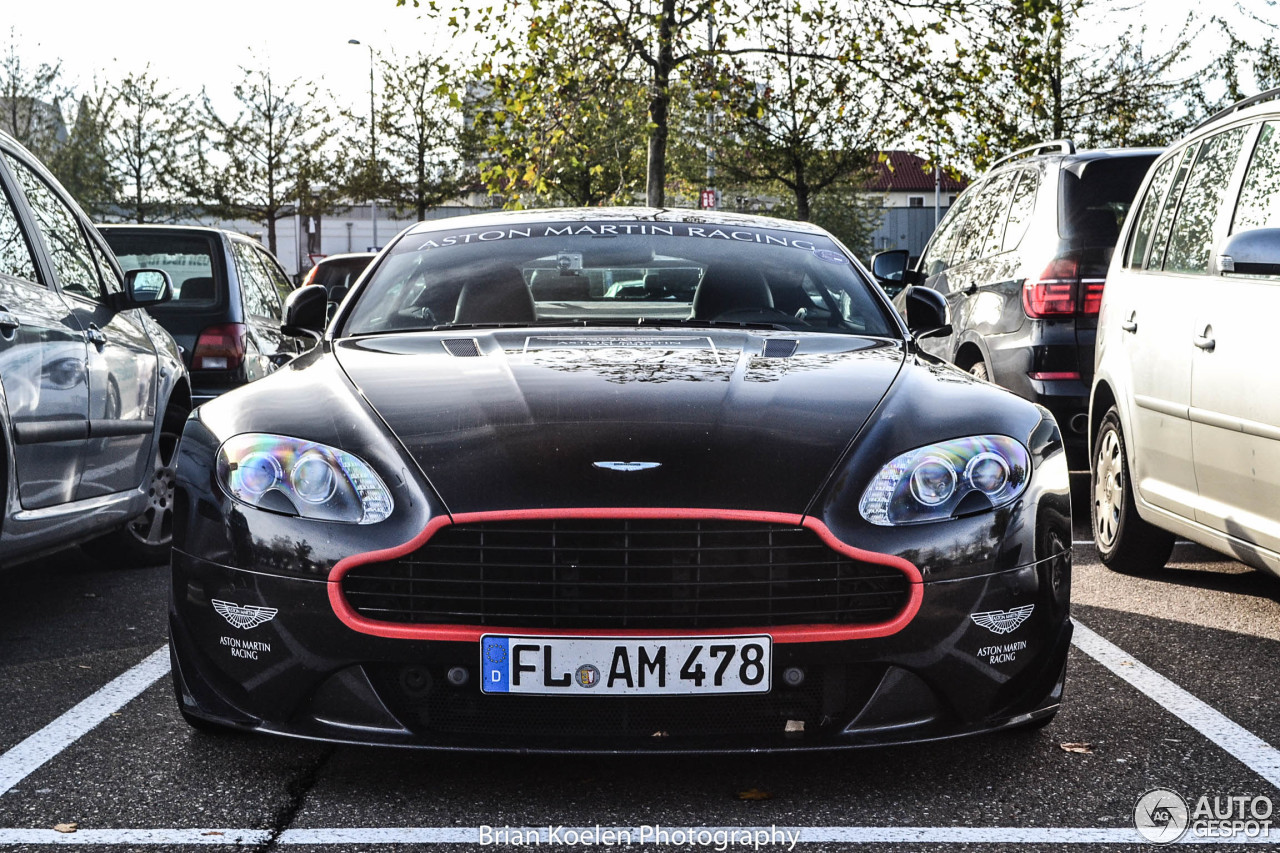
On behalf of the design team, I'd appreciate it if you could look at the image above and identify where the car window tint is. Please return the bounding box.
[0,178,39,282]
[1001,169,1040,252]
[5,154,102,300]
[920,192,974,278]
[255,246,294,306]
[1233,121,1280,232]
[1125,156,1177,268]
[955,174,1016,264]
[1163,126,1247,274]
[232,241,281,319]
[85,235,122,294]
[1146,144,1199,271]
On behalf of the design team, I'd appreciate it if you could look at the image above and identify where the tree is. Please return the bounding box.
[46,84,118,217]
[0,34,65,159]
[711,0,894,221]
[102,69,195,223]
[194,65,337,254]
[372,54,471,219]
[949,0,1212,169]
[466,14,649,207]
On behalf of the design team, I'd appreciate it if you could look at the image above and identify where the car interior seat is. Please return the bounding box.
[453,264,537,324]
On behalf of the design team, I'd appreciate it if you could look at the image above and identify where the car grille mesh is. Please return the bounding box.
[340,518,912,629]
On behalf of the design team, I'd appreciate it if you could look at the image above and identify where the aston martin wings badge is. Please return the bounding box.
[970,604,1035,635]
[212,599,279,630]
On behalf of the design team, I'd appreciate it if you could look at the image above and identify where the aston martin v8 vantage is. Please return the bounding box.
[170,208,1072,751]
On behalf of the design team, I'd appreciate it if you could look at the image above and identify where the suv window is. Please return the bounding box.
[232,241,282,319]
[1146,144,1199,271]
[1001,168,1040,252]
[105,231,222,308]
[1233,121,1280,232]
[920,192,973,278]
[954,172,1017,264]
[1125,157,1178,268]
[1061,155,1157,247]
[1164,126,1248,274]
[0,177,39,282]
[5,155,103,300]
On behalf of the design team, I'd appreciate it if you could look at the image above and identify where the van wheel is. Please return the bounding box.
[1091,407,1174,574]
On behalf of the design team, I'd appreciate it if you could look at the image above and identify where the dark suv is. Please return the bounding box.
[99,225,304,406]
[881,141,1160,468]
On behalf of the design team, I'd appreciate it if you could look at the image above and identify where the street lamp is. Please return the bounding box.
[348,38,378,249]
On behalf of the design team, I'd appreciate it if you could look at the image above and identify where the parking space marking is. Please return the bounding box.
[0,645,169,798]
[1073,621,1280,791]
[0,828,271,845]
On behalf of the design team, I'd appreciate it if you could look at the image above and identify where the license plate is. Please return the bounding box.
[480,635,772,696]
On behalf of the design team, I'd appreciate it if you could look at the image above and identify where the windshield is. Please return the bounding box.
[341,221,896,338]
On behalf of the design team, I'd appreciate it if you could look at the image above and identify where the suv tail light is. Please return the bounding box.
[1022,255,1105,318]
[192,323,247,371]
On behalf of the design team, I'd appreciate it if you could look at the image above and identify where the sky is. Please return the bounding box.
[1,0,1273,123]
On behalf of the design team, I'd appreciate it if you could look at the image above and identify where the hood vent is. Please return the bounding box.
[443,338,482,358]
[761,339,799,359]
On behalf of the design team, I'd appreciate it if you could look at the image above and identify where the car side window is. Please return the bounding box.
[5,154,103,300]
[920,192,973,278]
[0,175,40,283]
[85,234,123,294]
[1145,144,1199,271]
[1232,121,1280,232]
[232,241,281,319]
[1001,168,1040,252]
[1163,125,1248,275]
[1124,156,1177,268]
[254,246,294,306]
[953,174,1017,264]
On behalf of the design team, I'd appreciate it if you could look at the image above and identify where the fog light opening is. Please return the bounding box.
[446,666,470,687]
[782,666,806,688]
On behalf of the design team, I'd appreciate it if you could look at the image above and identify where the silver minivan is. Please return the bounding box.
[1090,87,1280,577]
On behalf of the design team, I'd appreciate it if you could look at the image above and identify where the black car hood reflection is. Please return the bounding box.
[334,329,905,515]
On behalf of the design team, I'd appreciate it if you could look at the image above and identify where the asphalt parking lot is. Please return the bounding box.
[1,479,1278,852]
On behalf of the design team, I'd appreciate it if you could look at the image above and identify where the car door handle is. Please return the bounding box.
[1194,334,1215,351]
[0,310,20,332]
[85,326,107,349]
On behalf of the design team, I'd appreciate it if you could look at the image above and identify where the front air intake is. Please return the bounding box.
[442,338,482,358]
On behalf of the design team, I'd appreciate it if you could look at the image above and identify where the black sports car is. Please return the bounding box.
[170,208,1072,752]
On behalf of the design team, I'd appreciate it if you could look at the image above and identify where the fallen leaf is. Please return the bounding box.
[737,788,774,801]
[650,731,669,739]
[53,823,77,834]
[1059,742,1094,754]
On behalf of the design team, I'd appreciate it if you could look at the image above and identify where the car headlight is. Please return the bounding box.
[859,435,1030,526]
[216,433,393,524]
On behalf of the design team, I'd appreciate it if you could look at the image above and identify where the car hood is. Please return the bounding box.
[333,330,905,515]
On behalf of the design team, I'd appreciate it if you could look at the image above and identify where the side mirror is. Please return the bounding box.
[904,285,951,339]
[1216,228,1280,276]
[121,269,172,307]
[282,284,327,340]
[871,249,910,282]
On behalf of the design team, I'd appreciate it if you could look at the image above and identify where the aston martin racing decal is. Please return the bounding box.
[212,599,279,631]
[970,604,1034,635]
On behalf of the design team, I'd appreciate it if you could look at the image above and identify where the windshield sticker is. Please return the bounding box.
[411,223,825,253]
[813,249,849,264]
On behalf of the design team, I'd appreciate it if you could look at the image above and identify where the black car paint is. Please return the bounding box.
[169,209,1071,751]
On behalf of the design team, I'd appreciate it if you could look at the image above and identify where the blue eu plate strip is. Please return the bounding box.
[481,636,510,692]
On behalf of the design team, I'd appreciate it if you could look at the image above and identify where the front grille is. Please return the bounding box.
[341,518,911,629]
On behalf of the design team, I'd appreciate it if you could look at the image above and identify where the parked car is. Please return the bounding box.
[0,131,190,567]
[169,208,1072,751]
[1091,88,1280,578]
[98,225,305,406]
[877,141,1160,469]
[300,251,376,306]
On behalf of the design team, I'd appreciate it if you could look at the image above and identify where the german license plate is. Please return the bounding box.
[480,635,772,695]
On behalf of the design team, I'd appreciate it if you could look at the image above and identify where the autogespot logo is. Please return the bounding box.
[1134,789,1189,844]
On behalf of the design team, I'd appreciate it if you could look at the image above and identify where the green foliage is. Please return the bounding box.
[769,180,886,259]
[0,35,65,161]
[46,87,118,217]
[99,69,195,223]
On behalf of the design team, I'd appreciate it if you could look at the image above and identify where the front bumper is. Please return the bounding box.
[170,546,1071,752]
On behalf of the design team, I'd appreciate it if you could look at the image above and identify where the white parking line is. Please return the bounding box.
[0,828,270,845]
[0,645,169,797]
[1072,621,1280,791]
